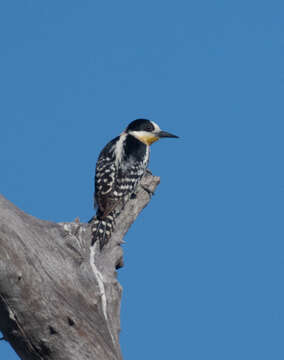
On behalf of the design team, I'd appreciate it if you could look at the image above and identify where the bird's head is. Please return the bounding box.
[125,119,179,145]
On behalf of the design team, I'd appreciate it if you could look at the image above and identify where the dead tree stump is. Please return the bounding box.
[0,171,160,360]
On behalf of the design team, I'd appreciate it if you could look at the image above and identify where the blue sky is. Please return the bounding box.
[0,1,283,359]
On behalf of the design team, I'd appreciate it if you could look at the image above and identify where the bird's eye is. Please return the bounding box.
[145,123,154,132]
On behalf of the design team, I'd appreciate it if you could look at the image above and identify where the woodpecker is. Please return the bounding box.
[91,118,178,249]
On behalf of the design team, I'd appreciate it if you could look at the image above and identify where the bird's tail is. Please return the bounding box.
[90,212,115,250]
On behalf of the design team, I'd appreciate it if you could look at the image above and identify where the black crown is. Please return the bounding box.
[125,119,155,132]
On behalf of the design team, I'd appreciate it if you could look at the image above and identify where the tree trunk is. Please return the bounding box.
[0,171,159,360]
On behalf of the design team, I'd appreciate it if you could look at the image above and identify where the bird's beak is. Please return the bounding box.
[157,130,179,139]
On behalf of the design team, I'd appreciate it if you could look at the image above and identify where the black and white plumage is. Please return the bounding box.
[91,119,178,249]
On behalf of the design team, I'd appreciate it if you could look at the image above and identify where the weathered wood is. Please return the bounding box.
[0,171,160,360]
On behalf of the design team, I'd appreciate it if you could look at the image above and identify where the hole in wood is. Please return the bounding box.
[48,326,58,335]
[67,317,75,326]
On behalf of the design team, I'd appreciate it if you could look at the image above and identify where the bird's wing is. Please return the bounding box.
[96,162,143,218]
[95,136,147,218]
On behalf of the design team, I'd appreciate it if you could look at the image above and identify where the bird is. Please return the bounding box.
[90,118,178,250]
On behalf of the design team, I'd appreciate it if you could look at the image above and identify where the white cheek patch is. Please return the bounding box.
[150,121,161,132]
[130,130,155,139]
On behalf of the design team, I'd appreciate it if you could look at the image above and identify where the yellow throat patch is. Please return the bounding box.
[136,134,159,145]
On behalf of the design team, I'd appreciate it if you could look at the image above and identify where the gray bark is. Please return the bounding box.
[0,171,159,360]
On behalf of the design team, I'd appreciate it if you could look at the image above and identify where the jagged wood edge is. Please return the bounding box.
[0,171,160,360]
